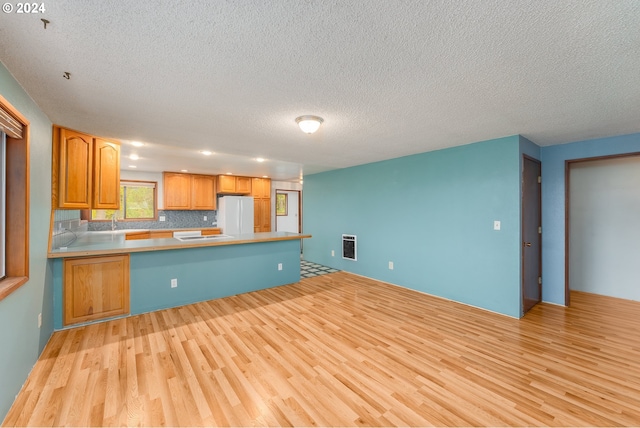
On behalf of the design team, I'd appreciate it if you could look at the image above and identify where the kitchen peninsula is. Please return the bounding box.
[49,231,311,330]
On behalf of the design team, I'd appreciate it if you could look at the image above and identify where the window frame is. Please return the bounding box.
[91,180,158,222]
[0,94,30,301]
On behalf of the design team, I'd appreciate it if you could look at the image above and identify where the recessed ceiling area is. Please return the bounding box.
[1,1,639,180]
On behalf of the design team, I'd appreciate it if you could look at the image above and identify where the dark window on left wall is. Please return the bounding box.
[0,131,6,279]
[91,180,157,221]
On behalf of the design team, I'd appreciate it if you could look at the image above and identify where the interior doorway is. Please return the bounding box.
[276,190,301,233]
[522,156,542,314]
[567,154,640,303]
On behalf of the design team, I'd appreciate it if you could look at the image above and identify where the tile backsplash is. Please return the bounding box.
[52,210,86,249]
[87,210,218,231]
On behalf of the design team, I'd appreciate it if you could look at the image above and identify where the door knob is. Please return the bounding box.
[524,242,532,247]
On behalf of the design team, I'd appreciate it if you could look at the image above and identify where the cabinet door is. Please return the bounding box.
[125,231,151,240]
[236,176,252,194]
[192,174,216,210]
[254,198,271,232]
[149,231,173,239]
[217,175,236,193]
[63,255,130,326]
[260,178,271,198]
[251,178,264,197]
[58,128,93,208]
[93,138,121,209]
[163,172,191,209]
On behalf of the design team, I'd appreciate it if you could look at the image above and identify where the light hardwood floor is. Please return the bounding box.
[4,271,640,426]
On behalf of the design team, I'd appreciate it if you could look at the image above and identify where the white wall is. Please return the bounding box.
[569,156,640,300]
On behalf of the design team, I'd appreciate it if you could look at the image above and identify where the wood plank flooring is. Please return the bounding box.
[4,271,640,426]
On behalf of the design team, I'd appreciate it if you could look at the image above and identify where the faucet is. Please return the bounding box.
[111,214,118,231]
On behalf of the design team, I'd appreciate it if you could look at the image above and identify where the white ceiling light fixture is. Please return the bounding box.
[131,141,144,147]
[129,154,139,160]
[200,150,213,156]
[295,115,324,134]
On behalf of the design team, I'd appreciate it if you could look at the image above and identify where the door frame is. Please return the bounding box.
[521,155,542,314]
[275,189,301,233]
[564,151,640,306]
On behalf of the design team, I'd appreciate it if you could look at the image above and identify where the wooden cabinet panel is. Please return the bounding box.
[164,172,217,210]
[217,175,252,195]
[192,174,216,210]
[236,176,252,194]
[252,177,271,232]
[163,172,192,209]
[149,231,173,239]
[53,126,121,209]
[63,255,130,326]
[251,177,271,198]
[201,228,221,236]
[254,197,271,232]
[57,128,93,209]
[217,175,236,193]
[124,231,151,240]
[92,138,120,209]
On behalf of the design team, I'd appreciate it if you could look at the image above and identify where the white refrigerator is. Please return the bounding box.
[217,196,254,235]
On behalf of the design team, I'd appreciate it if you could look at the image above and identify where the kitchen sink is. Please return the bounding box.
[174,233,232,242]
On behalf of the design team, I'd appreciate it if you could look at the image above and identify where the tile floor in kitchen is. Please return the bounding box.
[300,260,340,279]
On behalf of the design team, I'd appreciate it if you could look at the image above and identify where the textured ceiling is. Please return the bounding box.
[1,0,639,180]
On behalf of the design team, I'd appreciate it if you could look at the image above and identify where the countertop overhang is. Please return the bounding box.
[48,231,312,259]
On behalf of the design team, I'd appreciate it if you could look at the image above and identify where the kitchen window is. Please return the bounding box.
[92,180,157,221]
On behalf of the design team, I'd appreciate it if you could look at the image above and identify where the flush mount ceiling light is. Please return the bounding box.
[295,115,324,134]
[199,150,213,156]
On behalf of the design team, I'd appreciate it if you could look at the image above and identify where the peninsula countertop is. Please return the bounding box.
[48,230,312,259]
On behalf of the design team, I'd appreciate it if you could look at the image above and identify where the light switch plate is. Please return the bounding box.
[494,220,501,230]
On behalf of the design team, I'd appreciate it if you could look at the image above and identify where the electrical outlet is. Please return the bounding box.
[494,220,501,230]
[171,278,177,288]
[159,215,166,222]
[204,216,207,221]
[38,313,42,328]
[331,250,335,257]
[389,261,394,270]
[278,263,283,271]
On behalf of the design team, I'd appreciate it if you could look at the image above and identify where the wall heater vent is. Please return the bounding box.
[342,234,357,261]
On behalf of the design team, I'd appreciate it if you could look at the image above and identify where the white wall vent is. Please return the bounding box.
[342,234,357,261]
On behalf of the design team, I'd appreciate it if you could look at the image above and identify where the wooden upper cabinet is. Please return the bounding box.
[163,172,192,210]
[191,174,216,210]
[251,177,271,198]
[164,172,217,210]
[217,175,236,193]
[236,176,252,194]
[217,175,252,195]
[53,125,121,209]
[93,138,120,209]
[57,128,93,209]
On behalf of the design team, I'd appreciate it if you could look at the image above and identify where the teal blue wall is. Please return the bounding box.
[304,136,523,317]
[0,62,54,422]
[52,240,301,329]
[540,133,640,305]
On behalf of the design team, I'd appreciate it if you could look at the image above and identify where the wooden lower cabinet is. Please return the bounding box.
[63,254,130,326]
